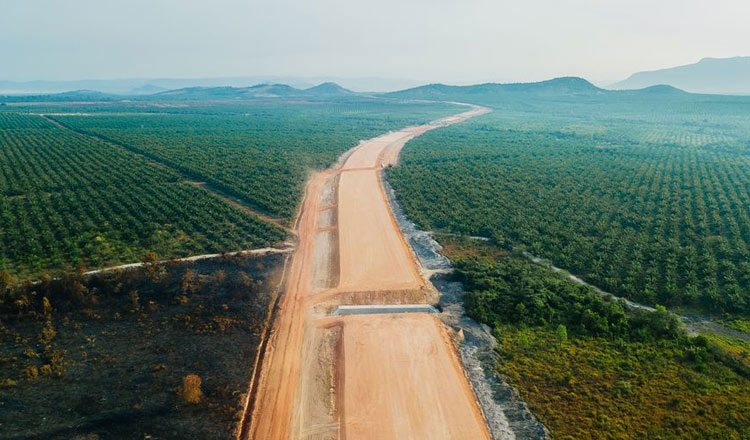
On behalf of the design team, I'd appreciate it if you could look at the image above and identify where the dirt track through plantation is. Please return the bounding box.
[245,104,491,440]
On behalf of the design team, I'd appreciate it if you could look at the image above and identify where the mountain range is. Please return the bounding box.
[151,82,356,100]
[0,76,421,95]
[2,78,700,104]
[0,82,360,102]
[383,77,693,105]
[610,56,750,95]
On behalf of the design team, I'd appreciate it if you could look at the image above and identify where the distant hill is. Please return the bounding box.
[149,82,356,101]
[0,78,259,96]
[304,82,355,96]
[0,81,360,102]
[611,57,750,95]
[382,77,712,107]
[385,77,606,103]
[129,84,167,95]
[0,89,120,102]
[247,83,302,97]
[3,78,704,105]
[629,84,688,96]
[0,76,416,95]
[153,84,301,100]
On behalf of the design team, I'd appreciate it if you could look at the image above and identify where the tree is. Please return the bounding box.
[179,374,203,404]
[142,252,161,281]
[555,324,568,346]
[180,269,198,294]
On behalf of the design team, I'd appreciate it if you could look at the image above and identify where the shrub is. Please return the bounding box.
[179,374,203,404]
[39,321,57,346]
[128,290,140,312]
[25,365,39,380]
[42,297,52,316]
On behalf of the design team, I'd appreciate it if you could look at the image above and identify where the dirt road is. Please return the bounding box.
[245,104,491,440]
[337,169,423,293]
[339,313,491,439]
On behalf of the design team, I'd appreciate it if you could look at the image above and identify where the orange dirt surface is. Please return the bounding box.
[245,103,491,440]
[337,169,423,293]
[338,313,491,440]
[432,104,491,127]
[342,131,414,170]
[246,171,330,440]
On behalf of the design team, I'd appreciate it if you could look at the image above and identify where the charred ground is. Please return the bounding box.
[0,253,283,439]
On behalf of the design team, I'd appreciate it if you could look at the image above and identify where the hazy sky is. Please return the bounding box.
[2,0,748,84]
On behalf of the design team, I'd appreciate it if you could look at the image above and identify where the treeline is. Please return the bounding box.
[388,109,750,315]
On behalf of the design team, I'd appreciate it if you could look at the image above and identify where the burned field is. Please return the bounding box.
[0,253,284,439]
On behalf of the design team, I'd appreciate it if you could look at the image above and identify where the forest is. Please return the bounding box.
[387,92,750,316]
[442,238,750,439]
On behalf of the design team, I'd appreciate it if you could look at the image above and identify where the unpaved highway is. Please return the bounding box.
[245,104,491,439]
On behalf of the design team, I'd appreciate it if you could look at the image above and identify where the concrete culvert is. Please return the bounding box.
[332,304,438,316]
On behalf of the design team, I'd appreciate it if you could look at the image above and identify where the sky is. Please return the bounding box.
[1,0,749,85]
